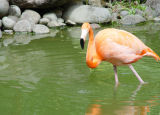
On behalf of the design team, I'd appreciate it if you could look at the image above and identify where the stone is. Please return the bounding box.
[88,0,102,7]
[121,15,146,25]
[43,13,58,21]
[144,7,156,19]
[39,18,50,25]
[57,18,64,23]
[63,5,111,23]
[9,0,81,9]
[146,0,160,16]
[8,16,18,22]
[4,30,14,34]
[153,17,160,23]
[20,10,41,24]
[135,9,144,16]
[33,24,50,34]
[9,5,21,17]
[65,20,76,25]
[112,12,118,22]
[2,16,16,29]
[13,20,32,32]
[0,0,9,18]
[90,23,101,29]
[47,20,60,27]
[120,10,129,17]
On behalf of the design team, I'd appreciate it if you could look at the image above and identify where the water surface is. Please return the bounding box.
[0,23,160,115]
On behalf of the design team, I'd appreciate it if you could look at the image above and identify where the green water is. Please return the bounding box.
[0,23,160,115]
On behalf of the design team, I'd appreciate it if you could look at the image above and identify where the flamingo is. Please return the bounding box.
[80,23,160,85]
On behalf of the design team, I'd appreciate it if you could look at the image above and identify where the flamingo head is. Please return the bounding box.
[80,23,90,49]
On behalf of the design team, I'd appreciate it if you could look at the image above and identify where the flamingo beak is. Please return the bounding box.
[80,29,88,50]
[80,38,84,49]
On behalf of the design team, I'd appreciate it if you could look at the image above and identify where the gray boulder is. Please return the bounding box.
[2,16,16,29]
[0,0,9,18]
[39,18,50,25]
[13,20,32,32]
[63,5,111,23]
[121,15,146,25]
[43,13,58,21]
[120,10,129,17]
[146,0,160,16]
[144,7,156,20]
[33,24,50,34]
[20,10,41,24]
[9,5,21,17]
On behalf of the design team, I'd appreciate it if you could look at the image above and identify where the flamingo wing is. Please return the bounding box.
[94,28,159,65]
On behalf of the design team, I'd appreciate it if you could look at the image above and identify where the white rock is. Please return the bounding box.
[33,24,50,34]
[4,30,13,34]
[2,16,16,29]
[63,5,111,23]
[21,10,41,24]
[9,5,21,17]
[39,18,50,25]
[47,20,60,27]
[0,0,9,18]
[13,20,32,32]
[43,12,57,21]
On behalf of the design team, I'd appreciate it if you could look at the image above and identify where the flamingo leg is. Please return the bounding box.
[128,64,145,84]
[113,65,119,85]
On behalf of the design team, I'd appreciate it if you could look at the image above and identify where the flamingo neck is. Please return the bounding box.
[86,27,101,68]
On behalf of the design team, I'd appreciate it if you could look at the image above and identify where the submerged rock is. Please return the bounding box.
[13,20,32,32]
[121,15,146,25]
[63,5,111,23]
[33,24,50,34]
[0,0,9,18]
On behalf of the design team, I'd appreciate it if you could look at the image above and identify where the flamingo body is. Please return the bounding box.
[80,23,160,84]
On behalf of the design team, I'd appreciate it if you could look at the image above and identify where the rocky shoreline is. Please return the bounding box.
[0,0,160,38]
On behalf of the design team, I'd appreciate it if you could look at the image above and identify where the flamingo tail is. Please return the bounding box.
[141,48,160,61]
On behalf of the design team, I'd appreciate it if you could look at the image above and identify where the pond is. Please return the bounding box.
[0,22,160,115]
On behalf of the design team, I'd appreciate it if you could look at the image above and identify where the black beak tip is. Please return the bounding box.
[80,38,84,50]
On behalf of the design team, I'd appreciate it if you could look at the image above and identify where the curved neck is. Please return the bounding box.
[86,27,101,68]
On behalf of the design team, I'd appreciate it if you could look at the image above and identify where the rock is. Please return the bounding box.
[88,0,102,7]
[120,10,129,17]
[9,5,21,17]
[65,20,76,25]
[0,30,2,38]
[43,13,58,21]
[47,20,60,27]
[63,5,111,23]
[57,18,64,23]
[121,15,146,25]
[33,24,50,34]
[0,0,9,18]
[10,0,81,9]
[39,18,50,25]
[112,12,118,22]
[90,23,100,29]
[8,16,18,22]
[54,9,63,18]
[146,0,160,16]
[13,20,32,32]
[153,17,160,23]
[135,9,144,16]
[2,16,16,29]
[4,30,14,34]
[144,7,156,20]
[20,10,41,24]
